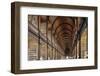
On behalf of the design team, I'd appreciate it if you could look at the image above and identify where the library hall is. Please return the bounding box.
[28,15,88,60]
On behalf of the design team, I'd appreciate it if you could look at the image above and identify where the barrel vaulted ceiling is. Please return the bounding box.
[40,16,77,56]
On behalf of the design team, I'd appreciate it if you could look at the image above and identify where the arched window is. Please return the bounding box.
[81,27,88,58]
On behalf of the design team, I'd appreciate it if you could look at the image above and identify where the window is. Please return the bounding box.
[39,16,47,37]
[81,27,88,58]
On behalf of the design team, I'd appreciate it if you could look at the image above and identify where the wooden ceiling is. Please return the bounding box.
[40,16,77,55]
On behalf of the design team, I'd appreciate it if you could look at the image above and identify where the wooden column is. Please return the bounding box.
[38,16,40,60]
[46,16,49,60]
[79,32,81,58]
